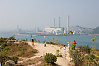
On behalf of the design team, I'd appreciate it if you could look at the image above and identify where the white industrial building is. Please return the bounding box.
[44,16,69,35]
[44,27,64,35]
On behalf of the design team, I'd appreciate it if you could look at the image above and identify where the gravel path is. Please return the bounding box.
[18,42,71,66]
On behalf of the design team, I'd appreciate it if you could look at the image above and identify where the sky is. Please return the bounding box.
[0,0,99,31]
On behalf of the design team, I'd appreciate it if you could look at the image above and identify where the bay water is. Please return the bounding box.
[0,32,99,49]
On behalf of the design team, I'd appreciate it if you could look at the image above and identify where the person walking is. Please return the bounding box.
[68,42,70,48]
[73,40,77,50]
[64,45,66,52]
[44,41,46,47]
[32,39,34,45]
[64,45,66,59]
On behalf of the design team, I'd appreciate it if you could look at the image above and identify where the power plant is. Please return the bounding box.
[44,16,69,35]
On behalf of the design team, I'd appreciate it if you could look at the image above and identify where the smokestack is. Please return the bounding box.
[59,16,60,28]
[54,18,55,27]
[67,16,69,33]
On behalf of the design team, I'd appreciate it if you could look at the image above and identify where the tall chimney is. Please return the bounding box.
[59,16,60,28]
[67,16,69,33]
[54,18,55,27]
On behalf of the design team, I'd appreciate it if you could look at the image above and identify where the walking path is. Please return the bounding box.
[18,42,71,66]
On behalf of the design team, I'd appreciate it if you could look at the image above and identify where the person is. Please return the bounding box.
[44,41,46,47]
[68,42,70,48]
[64,45,66,52]
[64,45,66,59]
[73,40,77,50]
[32,39,34,45]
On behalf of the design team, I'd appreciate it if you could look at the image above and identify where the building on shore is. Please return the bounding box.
[44,27,64,35]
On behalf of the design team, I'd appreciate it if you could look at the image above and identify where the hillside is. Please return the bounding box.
[70,26,93,34]
[0,37,38,66]
[92,26,99,34]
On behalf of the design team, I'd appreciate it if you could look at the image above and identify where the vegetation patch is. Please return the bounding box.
[17,57,46,66]
[69,45,99,66]
[0,37,38,66]
[44,53,57,63]
[0,42,38,57]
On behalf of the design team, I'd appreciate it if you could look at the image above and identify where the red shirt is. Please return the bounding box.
[73,41,77,44]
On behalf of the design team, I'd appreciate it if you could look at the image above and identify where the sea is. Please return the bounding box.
[0,32,99,49]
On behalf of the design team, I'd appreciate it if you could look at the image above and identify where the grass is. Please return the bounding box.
[17,57,46,66]
[69,45,99,66]
[17,57,59,66]
[0,42,38,58]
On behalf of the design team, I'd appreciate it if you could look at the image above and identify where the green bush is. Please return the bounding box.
[1,43,7,49]
[8,36,16,40]
[70,43,75,50]
[57,54,62,57]
[49,42,54,44]
[44,53,57,63]
[0,56,10,65]
[0,56,18,65]
[11,56,19,64]
[78,45,91,53]
[43,40,46,43]
[56,50,59,53]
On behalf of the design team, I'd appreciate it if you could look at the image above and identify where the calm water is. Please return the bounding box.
[0,32,99,49]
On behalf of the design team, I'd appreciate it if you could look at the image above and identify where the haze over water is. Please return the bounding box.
[0,0,99,31]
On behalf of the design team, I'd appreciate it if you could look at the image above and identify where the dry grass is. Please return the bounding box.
[6,42,38,58]
[17,57,59,66]
[17,57,47,66]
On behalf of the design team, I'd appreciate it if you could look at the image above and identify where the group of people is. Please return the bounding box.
[63,40,77,58]
[64,40,77,52]
[31,38,77,50]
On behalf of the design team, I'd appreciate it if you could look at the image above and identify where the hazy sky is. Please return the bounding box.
[0,0,99,31]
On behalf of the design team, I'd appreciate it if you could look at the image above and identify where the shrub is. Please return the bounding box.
[44,53,57,63]
[8,36,16,40]
[0,56,10,65]
[0,56,18,65]
[57,54,62,57]
[49,42,54,44]
[70,50,84,66]
[46,41,49,44]
[1,43,7,49]
[70,43,75,50]
[78,45,91,53]
[0,38,5,43]
[43,40,46,43]
[11,57,19,64]
[56,50,59,53]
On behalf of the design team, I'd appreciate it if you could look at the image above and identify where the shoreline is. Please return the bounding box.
[16,33,99,36]
[88,34,99,35]
[15,34,36,36]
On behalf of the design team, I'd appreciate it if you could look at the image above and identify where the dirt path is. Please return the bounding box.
[18,42,71,66]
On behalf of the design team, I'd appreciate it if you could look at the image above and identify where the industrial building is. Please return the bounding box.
[44,27,64,35]
[44,16,69,35]
[44,16,66,35]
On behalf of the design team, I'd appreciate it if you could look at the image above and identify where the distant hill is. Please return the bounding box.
[70,26,93,34]
[92,26,99,34]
